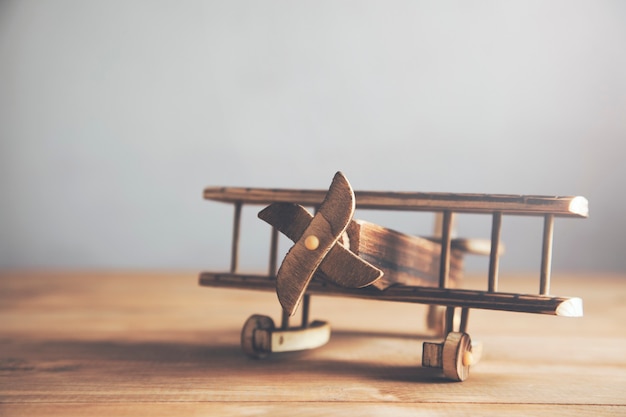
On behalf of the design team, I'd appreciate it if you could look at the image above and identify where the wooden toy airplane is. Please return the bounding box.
[199,172,588,381]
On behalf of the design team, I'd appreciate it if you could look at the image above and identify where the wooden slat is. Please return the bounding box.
[203,187,589,217]
[345,219,464,290]
[198,272,583,317]
[438,210,454,289]
[540,214,555,295]
[229,202,242,273]
[488,212,503,292]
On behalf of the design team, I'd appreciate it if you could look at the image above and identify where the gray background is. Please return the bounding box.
[1,1,625,275]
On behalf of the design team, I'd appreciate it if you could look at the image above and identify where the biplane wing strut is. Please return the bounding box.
[266,172,383,316]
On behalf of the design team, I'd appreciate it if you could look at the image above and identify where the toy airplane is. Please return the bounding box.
[199,172,588,381]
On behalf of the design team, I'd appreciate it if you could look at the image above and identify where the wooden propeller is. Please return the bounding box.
[258,172,383,316]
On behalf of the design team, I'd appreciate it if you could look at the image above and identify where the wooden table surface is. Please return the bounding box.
[1,271,625,416]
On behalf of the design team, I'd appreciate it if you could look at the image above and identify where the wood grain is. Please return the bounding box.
[199,272,582,316]
[258,203,383,289]
[275,172,357,315]
[346,219,464,289]
[1,271,624,416]
[259,204,462,290]
[204,187,589,217]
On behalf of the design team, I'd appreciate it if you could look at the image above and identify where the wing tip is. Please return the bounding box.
[568,196,589,218]
[555,297,583,317]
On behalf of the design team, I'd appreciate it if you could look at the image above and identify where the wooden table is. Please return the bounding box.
[1,271,625,416]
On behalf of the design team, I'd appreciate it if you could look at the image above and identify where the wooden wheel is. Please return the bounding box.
[241,314,274,359]
[442,332,473,382]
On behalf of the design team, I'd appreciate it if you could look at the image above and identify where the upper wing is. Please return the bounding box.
[204,187,588,218]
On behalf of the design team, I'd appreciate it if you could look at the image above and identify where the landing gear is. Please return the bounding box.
[240,295,331,358]
[422,332,475,382]
[422,307,482,381]
[239,298,481,382]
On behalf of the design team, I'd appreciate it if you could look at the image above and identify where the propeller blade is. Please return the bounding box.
[273,172,356,316]
[259,202,382,289]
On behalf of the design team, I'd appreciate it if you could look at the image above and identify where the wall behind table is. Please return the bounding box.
[1,1,624,274]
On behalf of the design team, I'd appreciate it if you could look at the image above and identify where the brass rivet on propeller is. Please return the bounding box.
[304,235,320,251]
